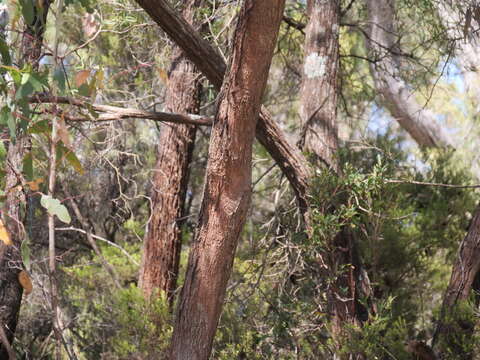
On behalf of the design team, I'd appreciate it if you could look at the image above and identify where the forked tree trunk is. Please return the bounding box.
[300,1,373,353]
[134,0,310,217]
[433,205,480,358]
[0,2,51,357]
[168,1,285,359]
[139,0,201,302]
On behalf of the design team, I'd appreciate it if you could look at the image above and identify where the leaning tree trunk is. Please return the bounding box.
[300,1,373,354]
[432,205,480,358]
[168,1,285,359]
[366,0,453,148]
[0,1,51,357]
[134,0,310,217]
[139,0,202,302]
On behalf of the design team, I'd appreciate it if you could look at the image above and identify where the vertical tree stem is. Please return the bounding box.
[49,1,63,358]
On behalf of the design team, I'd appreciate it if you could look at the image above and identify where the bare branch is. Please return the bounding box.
[28,94,213,126]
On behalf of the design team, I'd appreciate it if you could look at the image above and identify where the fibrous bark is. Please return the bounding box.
[134,0,310,215]
[139,0,201,301]
[300,1,373,351]
[433,205,480,358]
[0,2,51,357]
[300,0,341,173]
[366,0,453,148]
[169,1,285,359]
[0,137,28,358]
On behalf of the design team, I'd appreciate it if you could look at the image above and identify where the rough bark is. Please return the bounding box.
[433,205,480,358]
[300,2,373,352]
[365,0,454,148]
[0,2,51,357]
[139,0,201,301]
[0,138,27,358]
[28,94,211,126]
[134,0,310,215]
[169,1,285,359]
[300,0,341,173]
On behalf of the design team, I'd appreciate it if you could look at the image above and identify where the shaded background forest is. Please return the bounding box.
[1,0,480,359]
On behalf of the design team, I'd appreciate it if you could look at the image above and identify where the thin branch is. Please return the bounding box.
[28,94,213,126]
[282,15,305,33]
[0,322,15,360]
[386,179,480,189]
[64,189,122,289]
[55,227,139,266]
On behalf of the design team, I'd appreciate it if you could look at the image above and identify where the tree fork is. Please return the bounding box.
[134,0,310,215]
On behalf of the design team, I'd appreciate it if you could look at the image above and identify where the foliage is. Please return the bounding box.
[2,0,480,358]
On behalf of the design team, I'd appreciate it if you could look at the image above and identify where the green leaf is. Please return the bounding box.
[0,37,11,66]
[21,237,31,272]
[23,152,33,181]
[28,119,51,135]
[7,67,22,85]
[53,67,66,93]
[16,81,34,100]
[40,195,71,224]
[0,106,17,140]
[17,99,31,120]
[19,0,34,25]
[77,83,91,97]
[65,150,85,174]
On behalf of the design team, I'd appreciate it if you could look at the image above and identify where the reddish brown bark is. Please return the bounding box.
[0,138,28,358]
[168,1,285,359]
[134,0,310,216]
[0,2,51,357]
[139,1,201,301]
[433,205,480,358]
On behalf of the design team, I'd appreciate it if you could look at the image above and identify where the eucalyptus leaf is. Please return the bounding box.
[40,195,71,224]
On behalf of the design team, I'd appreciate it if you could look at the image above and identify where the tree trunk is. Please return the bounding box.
[365,0,453,148]
[0,138,28,358]
[0,2,51,357]
[433,205,480,358]
[168,1,285,359]
[134,0,310,216]
[300,1,373,353]
[300,0,340,173]
[139,0,201,302]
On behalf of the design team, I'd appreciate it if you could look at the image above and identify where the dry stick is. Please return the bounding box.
[0,322,15,360]
[49,2,63,359]
[385,179,480,189]
[47,105,61,360]
[28,94,213,126]
[65,190,122,289]
[55,227,138,266]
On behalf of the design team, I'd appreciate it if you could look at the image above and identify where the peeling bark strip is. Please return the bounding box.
[300,0,341,172]
[139,0,201,301]
[366,0,453,148]
[169,1,285,359]
[0,2,51,357]
[134,0,310,215]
